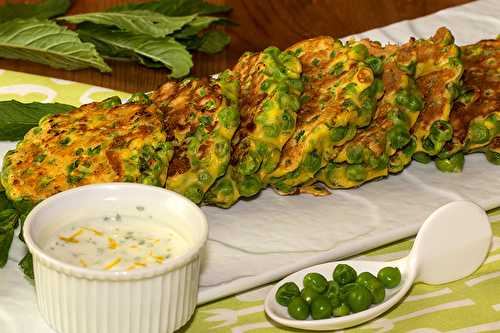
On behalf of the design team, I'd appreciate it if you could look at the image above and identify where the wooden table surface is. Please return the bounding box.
[0,0,472,93]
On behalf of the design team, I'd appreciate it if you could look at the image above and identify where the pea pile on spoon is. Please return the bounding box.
[275,264,401,320]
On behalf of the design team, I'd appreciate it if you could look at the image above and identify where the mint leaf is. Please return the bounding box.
[174,16,223,38]
[0,209,18,267]
[186,30,231,54]
[0,100,74,141]
[109,0,231,16]
[19,253,34,279]
[0,0,72,21]
[78,27,193,78]
[59,10,195,38]
[0,18,110,72]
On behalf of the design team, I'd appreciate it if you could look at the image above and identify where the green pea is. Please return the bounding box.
[261,148,281,173]
[371,78,384,98]
[260,79,272,91]
[346,145,364,164]
[365,56,384,75]
[333,264,357,285]
[422,137,436,152]
[486,149,500,165]
[288,95,301,112]
[399,61,416,75]
[435,153,464,173]
[347,285,373,313]
[304,151,322,173]
[402,138,417,157]
[287,296,310,320]
[368,154,389,170]
[346,164,367,182]
[339,283,359,302]
[329,294,341,309]
[301,286,320,304]
[263,124,280,138]
[289,79,304,93]
[215,141,229,158]
[387,109,409,126]
[332,303,351,317]
[351,44,368,60]
[395,90,411,108]
[304,272,328,294]
[275,282,300,306]
[358,98,376,125]
[239,175,262,197]
[325,280,341,300]
[356,272,385,304]
[184,186,203,204]
[311,295,333,320]
[406,94,424,112]
[387,126,411,150]
[100,96,122,109]
[281,111,295,131]
[277,82,289,94]
[238,152,261,175]
[377,267,401,289]
[330,126,347,142]
[356,272,376,285]
[198,170,212,184]
[487,113,500,134]
[219,106,239,129]
[128,92,150,104]
[217,179,234,197]
[430,120,453,143]
[469,122,490,144]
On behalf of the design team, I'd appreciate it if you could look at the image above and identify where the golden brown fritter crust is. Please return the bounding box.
[151,71,240,203]
[1,100,171,203]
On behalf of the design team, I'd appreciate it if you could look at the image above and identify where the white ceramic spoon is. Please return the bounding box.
[264,201,492,331]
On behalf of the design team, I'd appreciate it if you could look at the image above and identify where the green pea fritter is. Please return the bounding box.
[435,39,500,172]
[204,46,303,208]
[151,70,240,203]
[315,39,420,189]
[266,36,383,195]
[388,27,464,171]
[1,96,173,204]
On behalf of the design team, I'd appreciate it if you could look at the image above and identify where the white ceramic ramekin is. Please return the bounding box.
[23,183,208,333]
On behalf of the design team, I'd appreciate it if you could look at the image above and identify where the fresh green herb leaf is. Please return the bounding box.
[109,0,231,16]
[19,252,34,279]
[0,209,18,267]
[59,10,196,38]
[0,100,74,141]
[0,0,72,21]
[78,27,193,78]
[186,30,231,54]
[0,190,13,211]
[0,18,110,72]
[174,16,222,38]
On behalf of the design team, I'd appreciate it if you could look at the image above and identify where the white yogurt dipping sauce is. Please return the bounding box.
[43,214,190,271]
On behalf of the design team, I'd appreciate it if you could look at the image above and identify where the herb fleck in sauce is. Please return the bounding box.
[44,216,189,271]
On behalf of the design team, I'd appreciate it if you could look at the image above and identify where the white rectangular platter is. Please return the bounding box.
[0,1,499,332]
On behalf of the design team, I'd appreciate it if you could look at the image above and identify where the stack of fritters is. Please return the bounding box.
[434,39,499,172]
[151,70,240,203]
[205,47,303,207]
[267,37,383,194]
[314,39,419,188]
[1,28,499,209]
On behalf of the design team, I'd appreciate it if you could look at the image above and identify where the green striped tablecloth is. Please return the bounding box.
[0,70,499,332]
